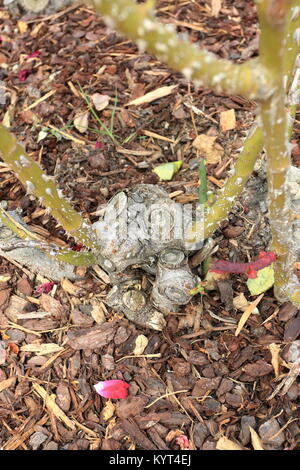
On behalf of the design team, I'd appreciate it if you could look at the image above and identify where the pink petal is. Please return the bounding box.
[95,141,104,149]
[35,282,55,296]
[176,435,193,450]
[28,51,41,58]
[18,70,30,81]
[94,380,129,399]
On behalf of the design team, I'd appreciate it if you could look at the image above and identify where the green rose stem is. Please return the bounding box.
[0,204,96,266]
[87,0,300,306]
[89,0,273,100]
[203,124,263,239]
[203,0,300,241]
[0,123,99,263]
[257,0,300,306]
[0,0,299,300]
[284,0,300,91]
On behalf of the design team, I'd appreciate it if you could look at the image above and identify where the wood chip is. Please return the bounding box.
[13,311,51,320]
[24,90,56,111]
[120,418,158,450]
[3,415,49,451]
[4,295,29,322]
[92,265,110,284]
[20,343,64,356]
[67,80,80,97]
[17,20,28,34]
[211,0,222,17]
[33,383,75,430]
[67,322,117,350]
[61,278,84,296]
[125,85,177,107]
[90,300,106,325]
[142,130,175,143]
[0,376,16,393]
[116,146,152,156]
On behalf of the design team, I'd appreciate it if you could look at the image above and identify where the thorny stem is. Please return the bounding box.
[88,0,274,100]
[203,124,264,239]
[0,0,299,301]
[284,0,300,90]
[0,123,99,253]
[189,0,299,243]
[202,101,297,241]
[0,204,97,267]
[257,0,300,305]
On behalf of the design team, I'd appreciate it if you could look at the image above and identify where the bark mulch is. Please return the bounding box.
[0,0,299,451]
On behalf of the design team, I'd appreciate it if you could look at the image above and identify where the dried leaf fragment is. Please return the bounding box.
[216,436,245,450]
[268,343,281,378]
[133,335,148,355]
[249,426,264,450]
[233,292,259,314]
[102,400,116,421]
[73,111,89,133]
[235,293,264,336]
[211,0,222,17]
[192,134,223,164]
[220,109,236,132]
[91,93,110,111]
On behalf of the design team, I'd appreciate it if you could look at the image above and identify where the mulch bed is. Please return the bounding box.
[0,0,299,451]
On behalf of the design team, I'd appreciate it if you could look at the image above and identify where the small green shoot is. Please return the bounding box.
[77,82,119,145]
[198,158,208,208]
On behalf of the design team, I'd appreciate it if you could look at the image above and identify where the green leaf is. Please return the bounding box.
[153,161,182,181]
[37,128,49,143]
[247,266,275,295]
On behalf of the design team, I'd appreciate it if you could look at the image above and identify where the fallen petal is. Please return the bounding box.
[175,435,193,450]
[28,51,41,58]
[95,141,104,149]
[18,70,30,81]
[35,282,55,296]
[94,379,129,399]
